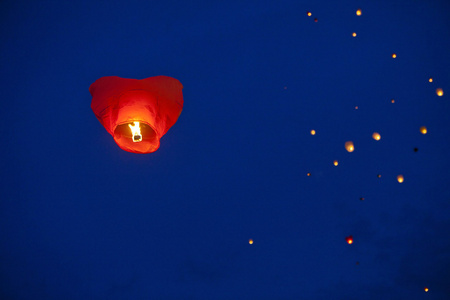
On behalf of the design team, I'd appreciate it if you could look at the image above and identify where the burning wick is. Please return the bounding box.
[128,121,142,142]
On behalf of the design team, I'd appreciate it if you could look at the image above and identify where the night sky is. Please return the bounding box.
[1,0,450,299]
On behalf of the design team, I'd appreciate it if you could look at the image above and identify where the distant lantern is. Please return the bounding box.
[90,76,183,154]
[249,239,254,245]
[424,287,429,292]
[377,174,381,178]
[345,141,354,152]
[307,11,312,16]
[436,88,444,96]
[333,160,338,166]
[352,32,357,37]
[372,132,381,140]
[359,197,365,201]
[420,126,427,134]
[314,18,318,22]
[392,53,397,58]
[346,236,353,244]
[391,99,395,103]
[397,174,404,183]
[356,9,362,16]
[355,106,358,110]
[310,129,316,135]
[307,172,311,176]
[428,78,433,83]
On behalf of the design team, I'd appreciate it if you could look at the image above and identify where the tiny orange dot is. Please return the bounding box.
[307,11,312,17]
[310,129,316,135]
[392,53,397,58]
[352,32,357,37]
[356,9,362,16]
[249,239,253,244]
[428,78,433,83]
[436,88,444,96]
[391,99,395,103]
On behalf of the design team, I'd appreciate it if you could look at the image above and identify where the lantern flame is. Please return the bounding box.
[128,121,142,142]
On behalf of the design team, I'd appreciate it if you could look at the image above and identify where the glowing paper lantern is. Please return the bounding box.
[346,236,353,244]
[391,99,395,103]
[310,129,316,135]
[392,53,397,58]
[352,32,357,37]
[307,11,312,16]
[397,175,404,183]
[372,132,381,140]
[90,76,183,154]
[436,88,444,96]
[356,9,362,16]
[420,126,427,134]
[345,141,354,152]
[307,172,311,176]
[377,174,381,178]
[428,78,433,83]
[249,239,254,244]
[424,287,429,292]
[333,160,338,166]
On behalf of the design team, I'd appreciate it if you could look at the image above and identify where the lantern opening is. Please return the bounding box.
[114,121,159,153]
[128,121,143,142]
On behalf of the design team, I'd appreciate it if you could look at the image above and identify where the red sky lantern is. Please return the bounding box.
[346,235,353,244]
[90,76,183,154]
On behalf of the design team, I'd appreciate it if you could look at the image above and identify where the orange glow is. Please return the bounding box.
[346,236,353,244]
[314,18,318,22]
[355,106,358,109]
[397,174,404,183]
[377,174,381,178]
[307,11,312,17]
[345,141,354,152]
[428,78,433,83]
[249,239,253,245]
[391,99,395,103]
[372,132,381,141]
[333,160,338,166]
[436,88,444,96]
[307,172,311,176]
[352,32,357,37]
[424,287,429,292]
[356,9,362,16]
[310,129,316,135]
[420,126,427,134]
[392,53,397,58]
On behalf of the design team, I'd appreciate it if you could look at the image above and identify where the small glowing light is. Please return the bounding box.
[314,18,318,22]
[420,126,427,134]
[355,106,358,110]
[428,78,433,83]
[345,141,354,152]
[391,99,395,103]
[307,11,312,17]
[356,9,362,16]
[436,88,444,96]
[377,174,381,178]
[359,197,365,201]
[249,239,253,244]
[307,172,311,176]
[333,160,338,166]
[310,129,316,135]
[424,287,429,292]
[128,121,142,142]
[352,32,357,37]
[397,174,404,183]
[372,132,381,141]
[392,53,397,58]
[346,236,353,244]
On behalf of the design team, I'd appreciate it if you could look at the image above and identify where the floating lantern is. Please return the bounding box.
[391,99,395,103]
[345,141,354,152]
[333,160,338,166]
[352,32,357,37]
[420,126,427,134]
[346,236,353,244]
[307,11,312,16]
[310,129,316,135]
[356,9,362,16]
[392,53,397,58]
[436,88,444,96]
[397,175,404,183]
[307,172,311,176]
[90,76,183,154]
[372,132,381,141]
[314,18,318,22]
[249,239,254,245]
[424,287,429,292]
[428,78,433,83]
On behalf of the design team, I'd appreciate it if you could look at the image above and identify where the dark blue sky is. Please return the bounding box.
[1,0,449,299]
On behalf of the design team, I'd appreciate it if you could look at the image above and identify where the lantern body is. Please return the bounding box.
[90,76,183,153]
